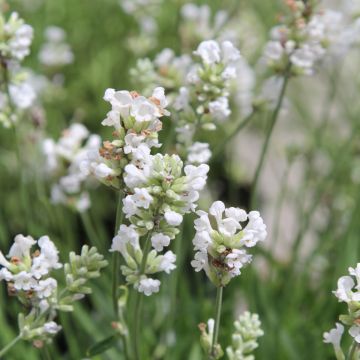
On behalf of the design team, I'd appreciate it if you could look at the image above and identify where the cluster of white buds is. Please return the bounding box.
[177,40,243,164]
[80,87,168,190]
[129,35,255,165]
[191,201,267,287]
[180,3,228,49]
[324,263,360,359]
[263,0,346,75]
[198,312,263,360]
[0,12,35,127]
[130,48,192,96]
[38,26,74,68]
[177,39,241,131]
[111,155,209,295]
[0,234,107,346]
[119,0,162,55]
[42,123,101,212]
[226,312,264,360]
[0,12,33,62]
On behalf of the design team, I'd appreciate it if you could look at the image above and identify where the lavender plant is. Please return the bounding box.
[2,0,360,359]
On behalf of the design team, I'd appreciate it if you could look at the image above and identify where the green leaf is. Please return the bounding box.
[86,334,119,357]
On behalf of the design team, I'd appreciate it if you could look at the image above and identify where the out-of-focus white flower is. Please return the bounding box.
[39,26,74,67]
[208,97,231,121]
[187,142,211,164]
[43,321,62,335]
[137,277,161,296]
[9,82,36,109]
[1,12,34,61]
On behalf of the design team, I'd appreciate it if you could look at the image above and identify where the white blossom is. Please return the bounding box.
[151,233,171,252]
[43,321,62,335]
[158,251,176,273]
[111,224,140,253]
[164,210,183,226]
[187,142,212,164]
[137,277,161,296]
[191,201,266,285]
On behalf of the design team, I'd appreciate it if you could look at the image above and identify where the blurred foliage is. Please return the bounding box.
[1,0,360,359]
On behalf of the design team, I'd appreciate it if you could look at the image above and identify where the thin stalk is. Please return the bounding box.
[133,232,153,360]
[210,286,223,359]
[347,341,358,360]
[112,190,124,317]
[13,125,31,231]
[80,211,102,250]
[42,345,52,360]
[212,111,256,161]
[0,334,22,358]
[250,65,292,208]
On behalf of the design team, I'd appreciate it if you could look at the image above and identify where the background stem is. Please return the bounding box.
[210,286,223,359]
[133,231,153,360]
[250,65,292,208]
[0,335,22,358]
[112,190,124,317]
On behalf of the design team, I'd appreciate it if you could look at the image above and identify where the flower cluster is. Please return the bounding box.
[39,26,74,68]
[81,86,209,296]
[191,201,267,287]
[119,0,162,55]
[324,263,360,359]
[130,39,245,164]
[0,234,107,345]
[179,3,228,49]
[0,12,35,127]
[80,87,168,190]
[176,39,241,138]
[198,312,263,360]
[226,312,264,360]
[0,12,33,62]
[111,155,209,295]
[130,48,192,96]
[43,123,101,212]
[263,0,346,75]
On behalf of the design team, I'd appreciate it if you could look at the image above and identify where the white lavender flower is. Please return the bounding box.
[325,262,360,358]
[39,26,74,67]
[43,123,101,212]
[262,1,351,75]
[191,201,266,286]
[0,12,33,62]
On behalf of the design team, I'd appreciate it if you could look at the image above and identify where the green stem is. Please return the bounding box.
[250,65,292,208]
[210,286,223,359]
[347,341,358,360]
[112,190,124,317]
[42,345,52,360]
[133,231,154,360]
[80,211,102,250]
[0,334,22,358]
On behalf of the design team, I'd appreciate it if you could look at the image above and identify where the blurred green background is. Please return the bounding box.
[1,0,360,359]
